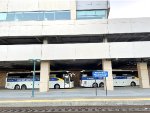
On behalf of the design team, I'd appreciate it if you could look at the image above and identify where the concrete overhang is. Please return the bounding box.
[0,58,149,71]
[0,18,150,37]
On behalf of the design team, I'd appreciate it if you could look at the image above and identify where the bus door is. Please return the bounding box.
[63,74,70,88]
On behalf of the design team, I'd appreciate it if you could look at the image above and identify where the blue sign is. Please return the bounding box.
[92,71,108,78]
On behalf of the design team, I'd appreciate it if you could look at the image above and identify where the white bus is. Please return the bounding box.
[80,74,139,88]
[5,72,74,90]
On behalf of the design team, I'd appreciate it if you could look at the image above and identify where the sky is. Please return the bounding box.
[109,0,150,18]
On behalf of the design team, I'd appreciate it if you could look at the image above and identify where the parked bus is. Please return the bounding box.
[80,74,139,88]
[5,72,74,90]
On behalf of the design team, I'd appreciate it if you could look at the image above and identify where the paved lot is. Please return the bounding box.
[0,86,150,99]
[0,87,150,107]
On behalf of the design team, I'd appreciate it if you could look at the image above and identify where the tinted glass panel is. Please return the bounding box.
[55,11,70,20]
[15,12,23,21]
[96,10,106,18]
[6,12,15,21]
[38,12,44,21]
[0,13,7,21]
[22,12,39,21]
[0,10,70,21]
[44,12,54,20]
[77,10,107,19]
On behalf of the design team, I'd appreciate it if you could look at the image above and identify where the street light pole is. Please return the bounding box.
[32,60,36,98]
[29,59,40,98]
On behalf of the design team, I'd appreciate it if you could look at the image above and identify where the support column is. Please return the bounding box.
[71,0,76,20]
[43,38,48,44]
[71,71,80,87]
[0,71,7,88]
[102,59,114,90]
[103,37,108,43]
[137,62,150,88]
[40,61,50,92]
[148,66,150,85]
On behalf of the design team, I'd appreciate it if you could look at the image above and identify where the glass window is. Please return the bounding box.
[77,10,107,20]
[15,12,43,21]
[15,12,23,21]
[95,10,106,19]
[44,12,54,20]
[0,10,71,22]
[0,13,7,21]
[38,12,44,21]
[55,11,70,20]
[6,12,15,21]
[22,12,39,21]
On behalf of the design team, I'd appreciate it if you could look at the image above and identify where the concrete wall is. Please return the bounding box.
[0,0,150,37]
[0,41,150,61]
[108,18,150,33]
[0,0,71,12]
[0,0,109,12]
[77,0,109,10]
[0,20,108,37]
[0,18,150,37]
[0,72,7,88]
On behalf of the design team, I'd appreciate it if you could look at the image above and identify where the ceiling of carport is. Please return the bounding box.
[0,33,150,45]
[0,58,150,71]
[0,59,101,71]
[107,33,150,42]
[0,33,150,71]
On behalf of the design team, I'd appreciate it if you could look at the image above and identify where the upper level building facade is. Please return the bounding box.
[0,0,109,21]
[0,0,110,37]
[0,0,150,61]
[0,0,150,91]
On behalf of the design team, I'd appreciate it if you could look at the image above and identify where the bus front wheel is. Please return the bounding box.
[21,84,27,90]
[92,83,98,88]
[54,84,60,89]
[99,82,104,87]
[14,85,20,90]
[131,82,136,86]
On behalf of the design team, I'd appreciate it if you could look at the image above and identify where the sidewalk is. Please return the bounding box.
[0,87,150,107]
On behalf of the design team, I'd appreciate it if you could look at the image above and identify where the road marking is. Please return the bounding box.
[0,98,150,103]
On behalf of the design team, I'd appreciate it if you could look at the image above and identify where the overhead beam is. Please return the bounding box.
[35,37,42,43]
[0,39,9,44]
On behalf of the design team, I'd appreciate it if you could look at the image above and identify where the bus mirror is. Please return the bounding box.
[65,76,69,78]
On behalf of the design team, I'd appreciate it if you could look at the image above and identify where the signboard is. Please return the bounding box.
[92,71,108,78]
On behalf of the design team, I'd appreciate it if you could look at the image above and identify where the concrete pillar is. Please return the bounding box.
[40,61,50,92]
[71,0,76,20]
[43,38,48,44]
[0,71,7,88]
[103,37,108,43]
[71,71,80,87]
[137,62,150,88]
[102,59,114,90]
[148,66,150,85]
